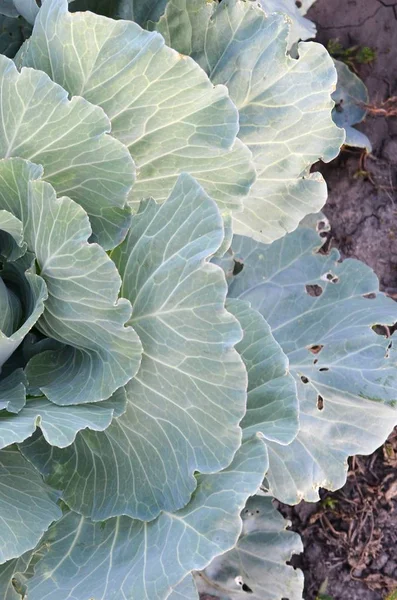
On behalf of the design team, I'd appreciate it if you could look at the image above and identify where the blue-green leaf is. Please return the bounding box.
[259,0,316,48]
[0,370,26,413]
[0,13,30,58]
[229,226,397,503]
[22,179,142,405]
[155,0,344,242]
[0,54,134,249]
[0,549,33,599]
[22,0,255,215]
[168,576,198,600]
[0,447,61,564]
[332,59,371,152]
[0,256,47,373]
[0,209,26,260]
[0,388,126,449]
[22,437,267,600]
[196,496,303,600]
[227,298,298,445]
[12,0,38,24]
[69,0,168,25]
[0,1,18,18]
[21,173,247,520]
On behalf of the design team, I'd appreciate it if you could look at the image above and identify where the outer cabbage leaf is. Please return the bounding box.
[0,446,61,564]
[155,0,344,242]
[229,226,397,503]
[0,158,142,405]
[332,59,371,151]
[19,438,267,600]
[20,173,247,521]
[0,54,134,249]
[0,387,126,449]
[227,298,298,445]
[195,495,303,600]
[21,0,255,215]
[259,0,316,48]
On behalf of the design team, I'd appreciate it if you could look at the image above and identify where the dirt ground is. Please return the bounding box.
[310,0,397,294]
[278,1,397,599]
[279,430,397,600]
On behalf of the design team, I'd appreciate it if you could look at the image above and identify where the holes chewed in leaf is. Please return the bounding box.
[305,284,323,297]
[317,395,324,410]
[317,218,330,234]
[322,272,339,284]
[233,260,244,276]
[235,577,253,593]
[308,344,324,355]
[301,376,309,384]
[319,367,329,372]
[363,292,376,299]
[295,0,302,7]
[335,99,344,113]
[373,324,394,337]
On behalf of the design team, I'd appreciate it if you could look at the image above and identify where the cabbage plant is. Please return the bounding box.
[0,1,396,599]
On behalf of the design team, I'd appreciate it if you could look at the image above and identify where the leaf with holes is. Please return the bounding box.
[332,59,372,151]
[229,225,397,503]
[259,0,317,48]
[0,0,392,596]
[195,495,303,600]
[16,438,267,600]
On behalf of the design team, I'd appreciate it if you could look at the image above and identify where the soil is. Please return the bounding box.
[278,1,397,599]
[309,0,397,295]
[278,430,397,600]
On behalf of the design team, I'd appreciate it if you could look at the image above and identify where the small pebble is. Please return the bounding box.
[371,553,389,571]
[384,559,397,576]
[382,137,397,164]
